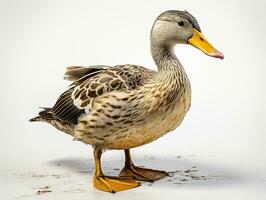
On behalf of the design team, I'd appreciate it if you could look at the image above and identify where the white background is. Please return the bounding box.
[0,0,265,199]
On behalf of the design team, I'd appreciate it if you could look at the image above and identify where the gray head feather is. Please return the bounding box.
[157,10,201,32]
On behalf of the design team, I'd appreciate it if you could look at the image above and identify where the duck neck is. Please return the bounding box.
[143,41,191,111]
[151,41,188,84]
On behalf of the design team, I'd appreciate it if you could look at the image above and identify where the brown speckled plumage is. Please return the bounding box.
[30,10,224,193]
[30,10,194,150]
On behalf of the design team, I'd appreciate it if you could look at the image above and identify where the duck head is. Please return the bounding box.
[151,10,224,59]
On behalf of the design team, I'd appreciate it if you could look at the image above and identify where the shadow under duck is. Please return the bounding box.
[30,10,224,193]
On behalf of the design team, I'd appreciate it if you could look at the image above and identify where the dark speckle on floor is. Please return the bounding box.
[37,186,52,195]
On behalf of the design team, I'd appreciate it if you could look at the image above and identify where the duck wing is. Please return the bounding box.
[41,65,155,125]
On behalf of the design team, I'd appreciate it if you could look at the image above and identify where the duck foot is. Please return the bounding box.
[119,165,169,182]
[93,175,140,193]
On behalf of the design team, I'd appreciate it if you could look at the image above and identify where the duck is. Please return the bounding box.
[30,10,224,193]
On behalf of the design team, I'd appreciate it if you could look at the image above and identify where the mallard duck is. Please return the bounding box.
[30,10,223,193]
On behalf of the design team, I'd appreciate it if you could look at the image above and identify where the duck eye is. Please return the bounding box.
[178,21,184,26]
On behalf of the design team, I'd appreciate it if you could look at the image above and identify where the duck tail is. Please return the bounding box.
[29,116,42,122]
[29,107,74,136]
[29,107,53,122]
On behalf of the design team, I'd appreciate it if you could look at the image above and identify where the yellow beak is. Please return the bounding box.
[188,28,224,59]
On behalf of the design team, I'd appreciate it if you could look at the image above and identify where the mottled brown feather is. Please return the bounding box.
[71,65,155,110]
[42,65,155,125]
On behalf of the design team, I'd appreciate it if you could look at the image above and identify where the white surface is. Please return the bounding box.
[0,0,266,199]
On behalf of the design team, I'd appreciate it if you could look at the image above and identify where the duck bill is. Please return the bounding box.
[188,28,224,59]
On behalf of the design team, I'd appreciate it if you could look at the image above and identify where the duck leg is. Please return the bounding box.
[119,149,169,182]
[93,147,140,193]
